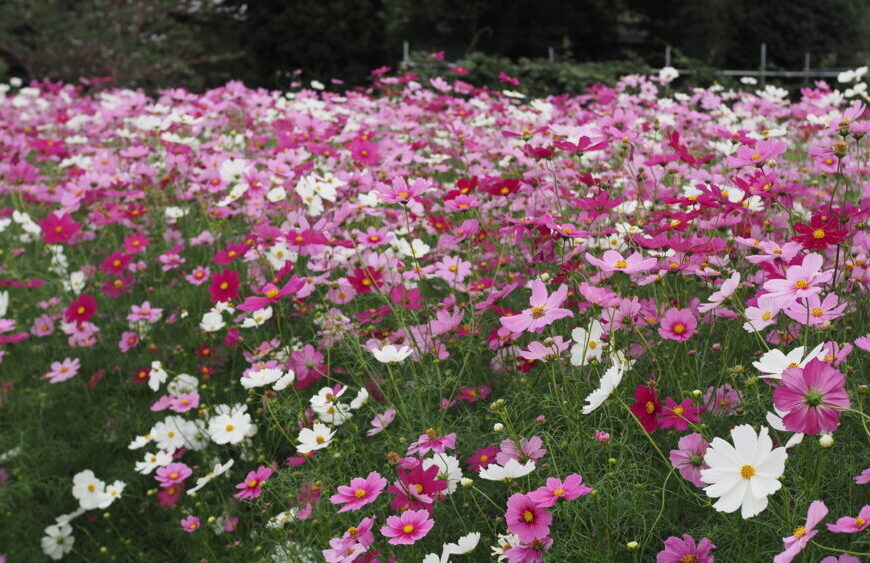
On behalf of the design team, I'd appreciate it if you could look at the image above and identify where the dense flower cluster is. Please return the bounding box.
[0,65,868,561]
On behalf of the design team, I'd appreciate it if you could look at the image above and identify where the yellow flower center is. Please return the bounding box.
[77,306,86,314]
[793,526,806,539]
[673,406,684,416]
[315,435,325,444]
[794,280,809,289]
[645,401,656,414]
[266,289,279,298]
[673,323,685,334]
[354,488,366,499]
[614,260,628,269]
[247,479,259,488]
[87,484,95,492]
[225,424,235,432]
[761,312,772,320]
[751,153,762,161]
[740,465,755,479]
[479,455,488,463]
[812,229,825,239]
[522,510,535,522]
[530,306,546,319]
[219,282,229,290]
[553,488,565,496]
[682,555,697,563]
[402,524,414,533]
[414,484,424,494]
[811,307,823,317]
[855,517,866,527]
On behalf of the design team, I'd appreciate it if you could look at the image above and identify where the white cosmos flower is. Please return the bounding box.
[188,459,234,495]
[267,508,299,528]
[444,531,482,556]
[241,306,273,328]
[570,320,605,366]
[200,311,225,332]
[135,450,173,474]
[700,425,787,519]
[765,407,804,449]
[753,342,825,379]
[72,470,109,510]
[150,415,189,451]
[273,370,296,391]
[148,360,168,391]
[240,367,284,389]
[350,387,369,409]
[41,522,74,560]
[423,454,463,494]
[478,458,536,482]
[98,480,126,509]
[266,186,287,202]
[208,407,257,445]
[296,422,335,454]
[371,344,413,363]
[395,238,431,258]
[581,363,624,415]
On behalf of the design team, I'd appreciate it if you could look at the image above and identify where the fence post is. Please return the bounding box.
[402,41,410,67]
[803,52,811,86]
[548,47,555,63]
[665,46,672,68]
[759,42,767,86]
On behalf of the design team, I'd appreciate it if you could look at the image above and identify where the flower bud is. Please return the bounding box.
[819,434,834,448]
[626,541,639,550]
[493,423,505,432]
[460,477,474,488]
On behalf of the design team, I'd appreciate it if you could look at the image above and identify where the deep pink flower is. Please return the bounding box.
[329,471,387,512]
[504,537,553,562]
[793,213,848,249]
[773,359,850,435]
[180,515,200,533]
[658,307,698,342]
[658,397,703,430]
[388,462,447,512]
[65,294,98,324]
[505,493,552,543]
[467,446,499,472]
[208,269,240,303]
[528,474,592,507]
[499,281,573,334]
[234,465,274,500]
[774,500,828,563]
[40,212,81,244]
[100,251,131,276]
[122,232,150,254]
[826,505,870,533]
[155,463,192,487]
[669,433,710,488]
[380,509,433,545]
[630,385,661,433]
[656,534,716,563]
[237,275,311,312]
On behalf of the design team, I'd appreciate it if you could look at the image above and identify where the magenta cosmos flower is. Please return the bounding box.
[499,280,573,334]
[40,212,81,244]
[630,385,661,433]
[505,493,552,543]
[658,307,698,342]
[234,465,274,500]
[659,397,704,430]
[380,509,434,545]
[773,358,850,435]
[329,471,387,513]
[656,534,716,563]
[669,432,710,488]
[774,500,828,563]
[208,268,240,303]
[528,474,592,507]
[826,505,870,533]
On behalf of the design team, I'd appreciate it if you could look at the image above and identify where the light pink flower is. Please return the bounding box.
[762,253,832,308]
[826,505,870,533]
[234,465,274,500]
[180,515,200,533]
[669,433,710,488]
[499,281,573,334]
[367,408,396,437]
[658,307,697,342]
[44,358,80,383]
[528,474,592,507]
[585,250,657,274]
[774,500,828,563]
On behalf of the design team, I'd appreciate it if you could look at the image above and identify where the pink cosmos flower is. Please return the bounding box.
[467,446,499,472]
[656,534,716,563]
[658,397,703,430]
[762,253,832,308]
[380,509,434,545]
[118,331,139,353]
[594,430,611,443]
[783,293,847,327]
[155,462,192,487]
[773,358,850,435]
[40,212,81,244]
[185,266,211,286]
[496,436,547,465]
[855,332,870,352]
[826,505,870,533]
[578,281,621,307]
[122,232,150,254]
[774,500,828,563]
[170,393,200,413]
[366,408,396,437]
[237,275,312,312]
[528,474,592,507]
[180,515,200,533]
[30,314,55,337]
[658,307,698,342]
[704,384,743,415]
[517,337,571,362]
[44,358,80,383]
[234,465,274,500]
[669,432,710,488]
[323,516,376,562]
[329,471,387,513]
[127,301,163,323]
[377,176,430,204]
[407,430,456,456]
[819,556,861,563]
[505,493,552,543]
[726,138,786,168]
[585,250,657,274]
[499,281,573,334]
[698,272,740,313]
[504,537,553,562]
[856,468,870,485]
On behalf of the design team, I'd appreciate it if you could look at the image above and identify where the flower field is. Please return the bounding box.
[0,70,868,562]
